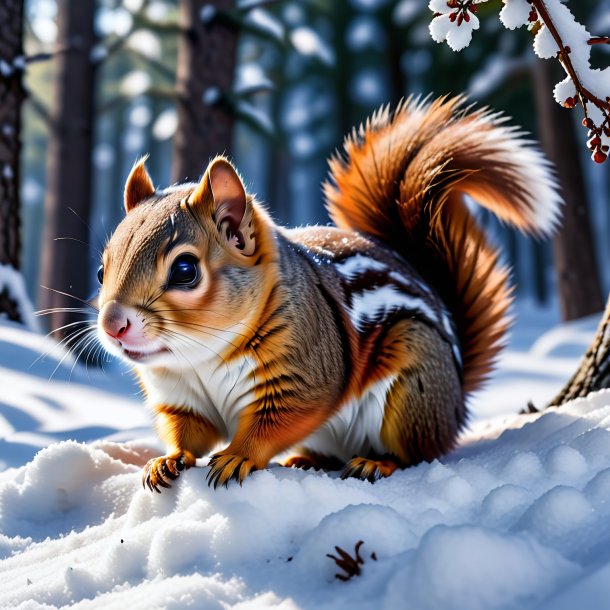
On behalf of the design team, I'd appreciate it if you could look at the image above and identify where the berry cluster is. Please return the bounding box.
[583,116,610,164]
[528,7,538,23]
[445,0,478,26]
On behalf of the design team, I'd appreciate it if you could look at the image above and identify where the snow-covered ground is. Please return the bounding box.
[1,302,609,610]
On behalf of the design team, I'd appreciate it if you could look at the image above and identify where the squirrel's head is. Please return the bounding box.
[97,155,270,369]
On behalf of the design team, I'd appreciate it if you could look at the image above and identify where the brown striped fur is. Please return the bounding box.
[98,97,561,490]
[325,96,560,394]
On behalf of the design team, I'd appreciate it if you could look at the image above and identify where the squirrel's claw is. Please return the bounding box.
[141,453,194,493]
[341,457,399,483]
[207,452,257,489]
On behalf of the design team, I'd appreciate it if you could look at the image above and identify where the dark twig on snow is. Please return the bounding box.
[326,540,377,581]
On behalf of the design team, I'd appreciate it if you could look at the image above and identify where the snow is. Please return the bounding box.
[499,0,531,31]
[2,305,610,608]
[245,9,286,44]
[393,0,422,27]
[289,27,335,67]
[428,1,481,52]
[120,71,151,98]
[346,17,387,53]
[152,108,177,141]
[127,30,162,60]
[533,24,558,60]
[350,69,386,105]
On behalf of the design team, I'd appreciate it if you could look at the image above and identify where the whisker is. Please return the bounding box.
[149,307,259,335]
[146,307,286,353]
[149,325,231,374]
[40,285,99,312]
[156,319,246,350]
[74,335,95,380]
[48,324,96,381]
[54,236,103,261]
[67,205,107,257]
[29,320,96,370]
[69,330,100,382]
[35,307,93,317]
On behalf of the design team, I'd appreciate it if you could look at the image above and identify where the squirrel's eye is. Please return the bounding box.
[168,255,199,288]
[97,265,104,285]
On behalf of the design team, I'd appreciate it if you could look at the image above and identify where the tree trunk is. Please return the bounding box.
[0,0,25,323]
[532,60,603,321]
[172,0,239,183]
[39,0,96,336]
[549,294,610,406]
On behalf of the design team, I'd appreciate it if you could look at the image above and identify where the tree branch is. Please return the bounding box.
[530,0,610,163]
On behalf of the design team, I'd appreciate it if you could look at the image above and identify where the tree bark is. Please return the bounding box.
[549,294,610,406]
[0,0,25,323]
[38,0,96,335]
[532,60,603,321]
[172,0,239,183]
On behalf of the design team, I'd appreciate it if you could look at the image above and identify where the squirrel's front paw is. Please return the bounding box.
[341,456,399,483]
[207,451,257,489]
[142,451,195,493]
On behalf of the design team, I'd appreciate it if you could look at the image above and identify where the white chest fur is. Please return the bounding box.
[138,352,257,439]
[301,377,396,462]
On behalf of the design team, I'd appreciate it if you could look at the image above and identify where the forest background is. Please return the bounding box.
[2,0,610,337]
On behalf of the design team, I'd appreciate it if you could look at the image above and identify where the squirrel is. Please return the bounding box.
[96,96,561,491]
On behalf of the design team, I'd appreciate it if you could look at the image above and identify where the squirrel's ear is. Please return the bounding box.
[124,156,155,213]
[189,157,255,256]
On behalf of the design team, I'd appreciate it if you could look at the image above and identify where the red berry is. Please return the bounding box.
[587,136,602,149]
[603,145,610,152]
[563,97,576,108]
[449,12,457,22]
[457,12,463,25]
[464,12,470,22]
[582,118,594,128]
[529,10,537,22]
[592,149,608,163]
[469,4,477,13]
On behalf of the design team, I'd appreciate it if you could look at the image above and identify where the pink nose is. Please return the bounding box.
[100,301,131,340]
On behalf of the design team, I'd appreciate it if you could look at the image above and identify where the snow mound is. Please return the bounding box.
[1,391,610,608]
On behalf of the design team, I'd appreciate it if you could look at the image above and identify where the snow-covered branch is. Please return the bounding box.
[428,0,610,163]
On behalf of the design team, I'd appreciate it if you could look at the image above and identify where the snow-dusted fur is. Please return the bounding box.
[325,95,562,394]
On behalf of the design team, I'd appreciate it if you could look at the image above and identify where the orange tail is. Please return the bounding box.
[324,96,562,394]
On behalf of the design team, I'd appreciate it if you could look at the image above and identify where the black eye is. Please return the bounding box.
[168,255,199,288]
[97,265,104,285]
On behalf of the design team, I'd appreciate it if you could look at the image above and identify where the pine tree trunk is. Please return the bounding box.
[0,0,25,323]
[532,60,603,321]
[172,0,239,183]
[38,0,96,336]
[549,294,610,406]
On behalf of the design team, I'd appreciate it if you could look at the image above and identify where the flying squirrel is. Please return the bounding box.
[96,96,561,490]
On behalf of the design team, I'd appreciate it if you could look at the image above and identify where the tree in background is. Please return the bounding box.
[16,0,610,340]
[38,0,96,337]
[172,0,239,182]
[0,0,36,327]
[550,294,610,407]
[533,59,603,320]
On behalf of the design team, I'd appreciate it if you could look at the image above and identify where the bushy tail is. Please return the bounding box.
[324,96,562,394]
